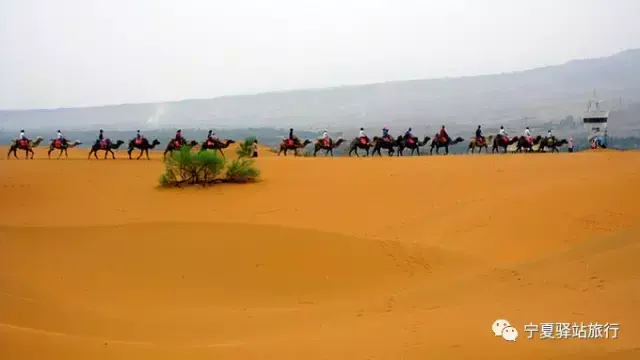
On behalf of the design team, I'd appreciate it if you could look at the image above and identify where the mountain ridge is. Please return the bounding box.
[2,48,640,131]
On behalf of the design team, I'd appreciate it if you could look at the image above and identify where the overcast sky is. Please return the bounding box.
[1,0,639,110]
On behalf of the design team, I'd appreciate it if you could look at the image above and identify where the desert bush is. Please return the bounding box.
[236,136,257,158]
[160,146,259,187]
[160,146,225,186]
[226,158,261,183]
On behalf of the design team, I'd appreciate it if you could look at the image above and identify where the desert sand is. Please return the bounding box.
[1,144,639,359]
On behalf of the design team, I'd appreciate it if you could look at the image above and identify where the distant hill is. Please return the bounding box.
[1,49,640,133]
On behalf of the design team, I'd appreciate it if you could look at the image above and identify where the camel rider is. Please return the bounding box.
[56,130,66,146]
[94,129,104,147]
[207,130,216,143]
[18,129,28,143]
[439,125,449,143]
[174,129,184,145]
[382,126,391,142]
[321,130,330,146]
[547,129,554,139]
[288,128,298,145]
[405,127,415,142]
[499,126,508,138]
[475,125,485,143]
[135,130,142,140]
[524,127,532,144]
[359,127,368,143]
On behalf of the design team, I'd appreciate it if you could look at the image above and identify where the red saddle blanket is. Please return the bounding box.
[135,138,143,145]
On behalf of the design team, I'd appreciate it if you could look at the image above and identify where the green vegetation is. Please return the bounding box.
[159,145,259,187]
[226,158,261,182]
[235,136,257,158]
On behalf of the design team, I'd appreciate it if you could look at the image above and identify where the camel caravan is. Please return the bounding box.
[6,126,573,160]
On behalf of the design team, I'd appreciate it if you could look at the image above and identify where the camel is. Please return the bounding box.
[492,134,519,154]
[7,136,44,159]
[430,136,465,155]
[127,138,161,160]
[198,138,236,158]
[163,139,199,160]
[538,137,568,153]
[88,139,125,159]
[348,137,373,157]
[313,137,345,157]
[467,135,494,154]
[514,135,542,153]
[278,138,311,156]
[47,139,82,159]
[397,135,431,156]
[371,136,398,157]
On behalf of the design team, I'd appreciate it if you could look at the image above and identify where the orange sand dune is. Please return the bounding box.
[1,149,639,359]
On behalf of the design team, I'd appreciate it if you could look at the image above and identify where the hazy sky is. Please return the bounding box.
[1,0,639,109]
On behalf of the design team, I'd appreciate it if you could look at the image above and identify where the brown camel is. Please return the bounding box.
[7,136,44,159]
[313,137,345,157]
[199,138,236,158]
[163,139,199,160]
[371,136,398,157]
[538,137,569,153]
[348,137,373,157]
[278,138,311,156]
[467,135,494,154]
[397,135,431,156]
[47,139,82,159]
[491,135,519,154]
[88,139,125,159]
[127,138,161,160]
[514,135,542,153]
[430,136,465,155]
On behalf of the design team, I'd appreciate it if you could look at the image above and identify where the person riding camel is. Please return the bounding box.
[358,127,369,144]
[439,125,449,144]
[94,129,104,148]
[382,126,391,142]
[134,130,142,144]
[56,130,67,146]
[206,130,217,145]
[18,129,29,145]
[405,127,416,143]
[499,126,508,140]
[475,125,485,144]
[321,130,330,147]
[174,129,184,146]
[287,128,299,145]
[524,127,532,145]
[547,129,554,142]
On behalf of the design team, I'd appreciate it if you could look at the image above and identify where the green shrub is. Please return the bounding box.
[236,136,257,158]
[160,146,226,186]
[226,158,260,183]
[159,146,259,187]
